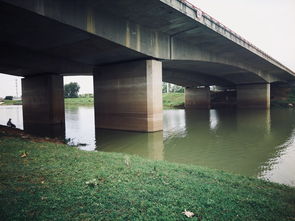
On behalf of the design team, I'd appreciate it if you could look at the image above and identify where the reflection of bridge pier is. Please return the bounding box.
[95,129,164,160]
[237,109,271,135]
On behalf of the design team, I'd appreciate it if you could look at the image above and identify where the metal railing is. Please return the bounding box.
[176,0,290,70]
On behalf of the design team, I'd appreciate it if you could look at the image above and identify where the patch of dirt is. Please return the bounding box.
[0,125,64,144]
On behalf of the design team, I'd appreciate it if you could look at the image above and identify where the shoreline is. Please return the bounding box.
[0,126,295,220]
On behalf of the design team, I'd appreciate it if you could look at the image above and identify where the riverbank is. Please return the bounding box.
[65,94,185,109]
[163,93,184,109]
[0,98,92,106]
[2,88,295,109]
[0,99,22,105]
[0,94,185,109]
[0,128,294,220]
[64,97,94,105]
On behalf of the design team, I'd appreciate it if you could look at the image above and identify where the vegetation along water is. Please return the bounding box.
[1,92,295,220]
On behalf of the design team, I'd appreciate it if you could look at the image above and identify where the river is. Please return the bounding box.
[0,105,295,186]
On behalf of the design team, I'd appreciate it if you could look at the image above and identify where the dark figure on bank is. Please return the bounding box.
[7,118,16,128]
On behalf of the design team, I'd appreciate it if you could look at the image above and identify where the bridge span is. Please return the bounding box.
[0,0,294,132]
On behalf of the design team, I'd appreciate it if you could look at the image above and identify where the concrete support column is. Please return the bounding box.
[22,74,65,136]
[185,87,210,109]
[237,83,270,109]
[94,60,162,132]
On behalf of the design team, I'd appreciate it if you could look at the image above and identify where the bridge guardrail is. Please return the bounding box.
[176,0,290,71]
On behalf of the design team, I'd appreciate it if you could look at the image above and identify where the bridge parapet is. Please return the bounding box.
[162,0,295,76]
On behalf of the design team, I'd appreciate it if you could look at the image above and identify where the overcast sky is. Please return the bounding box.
[0,0,294,98]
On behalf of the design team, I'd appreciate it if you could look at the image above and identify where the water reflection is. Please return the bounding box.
[96,130,164,160]
[0,105,23,129]
[65,105,95,150]
[163,109,186,139]
[0,105,295,186]
[209,110,219,130]
[259,128,295,186]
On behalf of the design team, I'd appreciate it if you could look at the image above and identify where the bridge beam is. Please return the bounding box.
[94,60,163,132]
[22,74,65,136]
[237,83,270,109]
[185,87,211,109]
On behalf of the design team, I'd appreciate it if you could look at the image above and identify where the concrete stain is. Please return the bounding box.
[86,8,96,34]
[125,21,130,47]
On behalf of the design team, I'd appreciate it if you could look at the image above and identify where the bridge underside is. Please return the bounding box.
[0,0,294,134]
[0,1,149,75]
[163,60,268,87]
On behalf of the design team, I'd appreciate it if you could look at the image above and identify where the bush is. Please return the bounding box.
[4,96,13,100]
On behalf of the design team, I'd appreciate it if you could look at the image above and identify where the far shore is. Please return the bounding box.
[0,93,185,109]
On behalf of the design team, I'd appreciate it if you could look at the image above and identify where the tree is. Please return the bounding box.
[64,82,80,98]
[4,96,13,100]
[162,82,184,93]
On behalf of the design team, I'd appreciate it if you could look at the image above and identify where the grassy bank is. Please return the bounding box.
[64,97,94,105]
[65,94,185,109]
[0,100,22,105]
[0,98,93,106]
[163,93,184,109]
[0,133,294,220]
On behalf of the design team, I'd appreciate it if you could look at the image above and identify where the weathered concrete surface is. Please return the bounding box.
[94,60,162,132]
[22,74,65,125]
[185,87,210,109]
[1,0,294,135]
[237,84,270,109]
[0,0,294,86]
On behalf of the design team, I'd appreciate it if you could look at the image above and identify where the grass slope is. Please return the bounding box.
[1,100,22,105]
[64,97,94,105]
[163,93,184,109]
[0,136,294,220]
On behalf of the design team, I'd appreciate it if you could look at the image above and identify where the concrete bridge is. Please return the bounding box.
[1,0,294,133]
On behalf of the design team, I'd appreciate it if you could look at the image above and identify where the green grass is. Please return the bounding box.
[0,136,294,220]
[0,94,185,109]
[64,94,184,109]
[64,97,94,105]
[163,93,184,109]
[0,100,22,105]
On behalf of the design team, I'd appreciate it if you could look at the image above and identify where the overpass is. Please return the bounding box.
[0,0,294,132]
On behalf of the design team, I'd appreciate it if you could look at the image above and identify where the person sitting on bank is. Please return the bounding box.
[7,118,16,128]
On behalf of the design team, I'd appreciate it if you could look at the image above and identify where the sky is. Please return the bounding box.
[0,0,294,98]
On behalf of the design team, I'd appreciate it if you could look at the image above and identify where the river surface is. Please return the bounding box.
[1,105,295,186]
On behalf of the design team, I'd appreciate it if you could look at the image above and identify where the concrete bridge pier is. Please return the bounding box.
[237,83,270,109]
[22,74,65,136]
[93,60,163,132]
[185,87,211,109]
